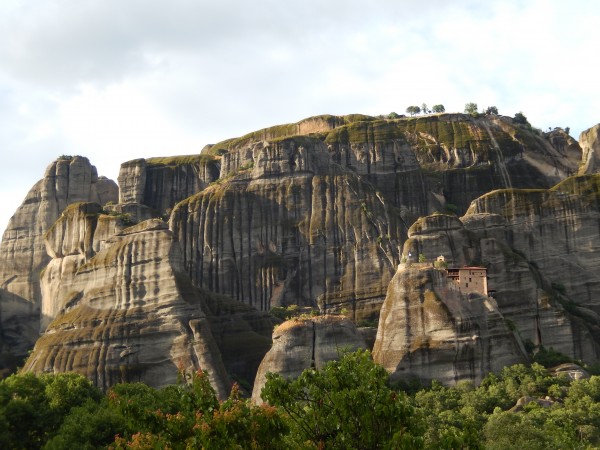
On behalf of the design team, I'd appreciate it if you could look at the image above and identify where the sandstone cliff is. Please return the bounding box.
[23,218,232,396]
[252,315,367,403]
[0,156,117,367]
[117,155,220,218]
[372,264,526,385]
[579,123,600,175]
[1,113,596,388]
[400,174,600,364]
[170,136,401,320]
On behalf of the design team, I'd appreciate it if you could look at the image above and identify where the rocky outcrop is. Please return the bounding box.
[321,114,581,215]
[252,315,367,403]
[372,264,526,385]
[170,137,401,320]
[400,174,600,364]
[22,218,232,396]
[0,156,117,361]
[579,124,600,174]
[117,155,220,218]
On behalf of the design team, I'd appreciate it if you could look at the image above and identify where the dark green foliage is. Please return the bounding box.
[514,111,529,124]
[0,372,101,449]
[261,349,425,449]
[3,355,600,448]
[406,105,421,116]
[532,346,572,367]
[431,104,445,113]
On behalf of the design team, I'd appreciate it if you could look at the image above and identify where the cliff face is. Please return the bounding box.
[251,315,367,403]
[0,156,117,361]
[117,155,220,217]
[1,113,597,388]
[401,174,600,364]
[372,264,526,385]
[579,123,600,175]
[23,217,232,396]
[170,137,401,319]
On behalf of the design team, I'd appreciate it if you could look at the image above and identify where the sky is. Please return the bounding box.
[1,0,599,236]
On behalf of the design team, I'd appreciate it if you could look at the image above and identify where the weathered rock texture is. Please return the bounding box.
[117,155,220,217]
[1,113,597,386]
[400,174,600,364]
[579,124,600,174]
[372,264,526,385]
[0,157,117,362]
[23,218,232,396]
[171,137,401,319]
[252,315,367,403]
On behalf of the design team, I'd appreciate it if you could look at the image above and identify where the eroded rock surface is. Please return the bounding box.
[117,155,220,218]
[171,137,401,319]
[23,218,232,396]
[252,315,367,403]
[372,264,526,385]
[579,123,600,174]
[400,174,600,364]
[0,157,117,361]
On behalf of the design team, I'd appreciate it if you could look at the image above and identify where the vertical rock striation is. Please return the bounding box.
[251,315,367,403]
[0,156,117,361]
[170,137,401,319]
[372,264,526,385]
[23,218,232,396]
[117,155,220,218]
[400,174,600,364]
[579,123,600,175]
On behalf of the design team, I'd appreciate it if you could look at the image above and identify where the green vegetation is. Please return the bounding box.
[464,102,478,116]
[2,352,600,449]
[145,155,204,167]
[432,104,445,113]
[513,111,529,125]
[406,105,421,116]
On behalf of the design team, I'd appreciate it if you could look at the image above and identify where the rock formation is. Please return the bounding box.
[23,217,232,396]
[0,156,117,366]
[400,174,600,364]
[117,155,220,218]
[1,112,598,389]
[170,137,401,319]
[252,315,367,403]
[579,123,600,174]
[372,264,526,385]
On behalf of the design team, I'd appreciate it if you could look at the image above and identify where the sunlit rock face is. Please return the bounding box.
[0,113,594,385]
[170,137,402,320]
[251,315,367,403]
[372,264,526,385]
[395,174,600,367]
[117,155,220,217]
[579,123,600,175]
[22,218,232,397]
[0,156,117,361]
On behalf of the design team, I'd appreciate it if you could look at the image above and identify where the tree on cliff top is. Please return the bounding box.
[406,105,421,116]
[464,102,478,116]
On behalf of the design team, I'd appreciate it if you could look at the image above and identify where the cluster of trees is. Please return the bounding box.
[403,104,446,116]
[2,350,599,449]
[391,104,538,128]
[464,103,500,116]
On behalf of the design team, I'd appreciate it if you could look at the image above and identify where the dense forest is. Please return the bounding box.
[1,350,599,449]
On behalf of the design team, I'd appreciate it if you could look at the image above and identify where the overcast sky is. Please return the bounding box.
[1,0,599,236]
